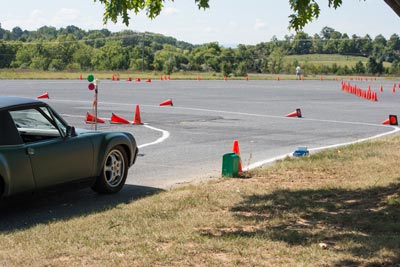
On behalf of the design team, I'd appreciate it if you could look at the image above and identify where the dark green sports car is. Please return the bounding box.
[0,96,138,198]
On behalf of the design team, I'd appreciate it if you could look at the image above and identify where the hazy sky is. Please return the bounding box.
[0,0,398,45]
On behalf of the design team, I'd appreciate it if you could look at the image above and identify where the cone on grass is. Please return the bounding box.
[85,112,105,124]
[110,113,130,124]
[133,104,143,125]
[159,99,173,106]
[286,108,302,118]
[232,140,242,173]
[37,92,49,99]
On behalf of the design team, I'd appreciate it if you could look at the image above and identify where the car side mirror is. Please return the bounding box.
[65,126,76,138]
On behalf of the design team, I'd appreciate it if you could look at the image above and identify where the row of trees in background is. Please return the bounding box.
[1,24,400,76]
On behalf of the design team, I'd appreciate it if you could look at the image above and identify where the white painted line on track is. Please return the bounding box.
[138,125,170,149]
[60,113,170,149]
[244,126,400,171]
[164,106,386,128]
[51,99,387,128]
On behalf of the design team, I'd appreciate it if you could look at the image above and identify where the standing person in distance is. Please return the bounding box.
[296,65,301,80]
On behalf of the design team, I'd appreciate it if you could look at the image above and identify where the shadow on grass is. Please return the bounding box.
[0,184,164,232]
[215,182,400,266]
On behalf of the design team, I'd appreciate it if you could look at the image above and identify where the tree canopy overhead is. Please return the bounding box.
[94,0,398,31]
[94,0,209,26]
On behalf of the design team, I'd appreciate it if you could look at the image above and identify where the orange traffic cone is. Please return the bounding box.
[146,78,152,83]
[160,99,173,106]
[232,140,242,173]
[37,92,49,99]
[277,75,280,81]
[79,73,82,80]
[380,85,383,92]
[382,118,390,125]
[126,77,132,82]
[246,75,249,81]
[110,113,130,124]
[136,77,141,82]
[393,83,396,93]
[197,75,200,81]
[372,92,378,102]
[367,90,371,100]
[85,112,105,124]
[286,108,302,118]
[133,104,143,125]
[112,74,115,81]
[168,75,170,80]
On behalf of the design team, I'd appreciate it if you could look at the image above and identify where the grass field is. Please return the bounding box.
[284,54,392,68]
[0,53,394,80]
[1,134,399,266]
[0,69,387,81]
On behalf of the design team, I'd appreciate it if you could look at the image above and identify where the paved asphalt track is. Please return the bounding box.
[2,78,400,188]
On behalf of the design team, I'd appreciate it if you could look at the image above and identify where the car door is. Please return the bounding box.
[10,107,94,189]
[26,136,94,188]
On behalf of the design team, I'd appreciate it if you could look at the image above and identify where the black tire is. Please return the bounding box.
[92,146,128,194]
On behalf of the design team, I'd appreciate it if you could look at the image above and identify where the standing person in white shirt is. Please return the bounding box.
[296,65,301,80]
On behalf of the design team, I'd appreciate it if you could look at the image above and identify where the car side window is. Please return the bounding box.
[10,107,62,143]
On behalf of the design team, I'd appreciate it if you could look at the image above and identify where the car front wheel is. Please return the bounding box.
[92,146,128,194]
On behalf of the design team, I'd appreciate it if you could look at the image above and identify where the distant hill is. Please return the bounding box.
[0,24,398,75]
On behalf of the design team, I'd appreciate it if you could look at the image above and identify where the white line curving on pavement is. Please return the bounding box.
[60,113,170,149]
[244,126,400,171]
[138,125,170,149]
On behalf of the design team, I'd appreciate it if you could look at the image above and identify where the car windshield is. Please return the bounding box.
[10,106,67,137]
